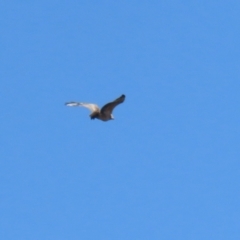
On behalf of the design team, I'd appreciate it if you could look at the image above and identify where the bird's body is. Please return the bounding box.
[65,94,125,121]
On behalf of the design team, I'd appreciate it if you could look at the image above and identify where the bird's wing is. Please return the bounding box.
[65,102,100,113]
[100,94,125,115]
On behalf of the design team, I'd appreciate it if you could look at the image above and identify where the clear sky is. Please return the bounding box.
[1,1,240,239]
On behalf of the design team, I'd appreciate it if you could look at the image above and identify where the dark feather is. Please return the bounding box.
[100,94,125,115]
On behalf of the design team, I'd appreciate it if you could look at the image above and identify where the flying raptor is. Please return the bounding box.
[65,94,125,121]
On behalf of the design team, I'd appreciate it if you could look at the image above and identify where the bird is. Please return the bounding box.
[65,94,125,121]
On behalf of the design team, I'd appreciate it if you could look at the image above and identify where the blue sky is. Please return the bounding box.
[1,1,240,239]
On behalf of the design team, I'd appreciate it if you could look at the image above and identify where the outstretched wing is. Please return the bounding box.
[65,102,100,113]
[100,94,125,115]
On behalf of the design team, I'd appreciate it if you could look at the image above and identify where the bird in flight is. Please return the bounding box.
[65,94,125,121]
